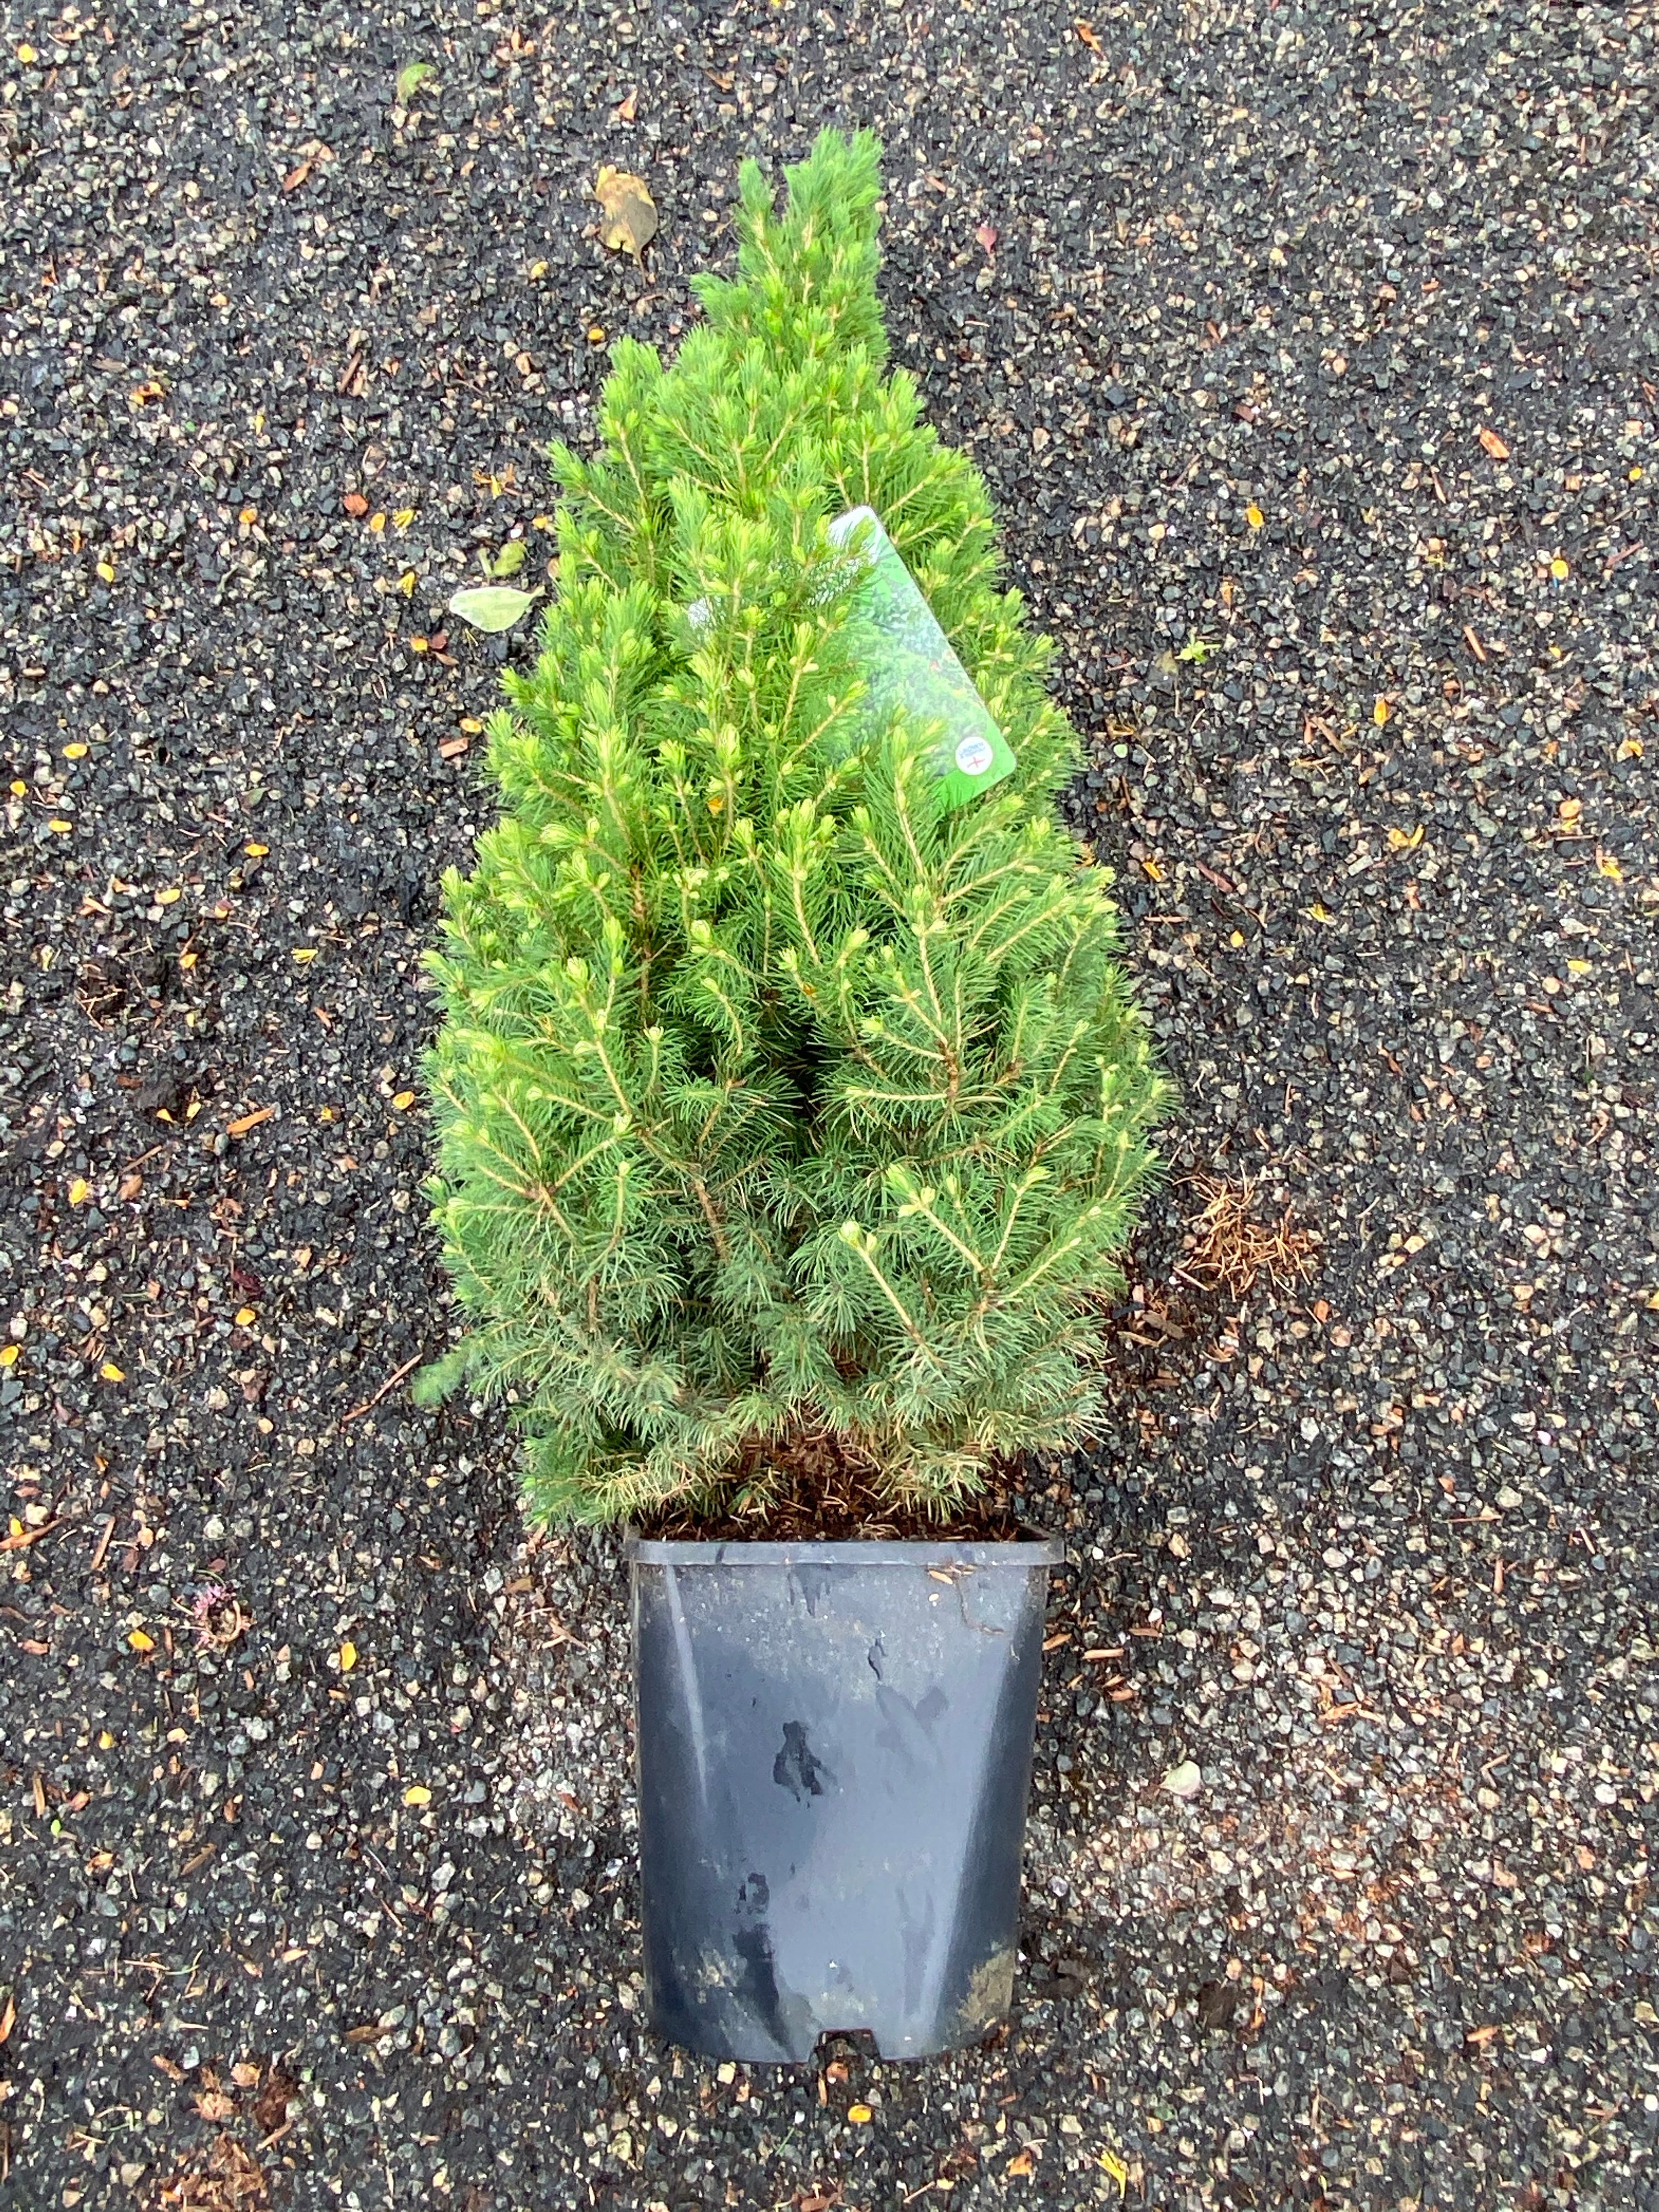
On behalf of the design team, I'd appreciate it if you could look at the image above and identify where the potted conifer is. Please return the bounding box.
[417,130,1165,2062]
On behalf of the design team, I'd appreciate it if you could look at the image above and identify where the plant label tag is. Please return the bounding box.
[826,505,1016,809]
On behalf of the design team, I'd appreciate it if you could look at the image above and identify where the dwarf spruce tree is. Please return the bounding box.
[417,129,1167,1525]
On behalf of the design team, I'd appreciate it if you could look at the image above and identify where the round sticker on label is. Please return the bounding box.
[954,733,995,777]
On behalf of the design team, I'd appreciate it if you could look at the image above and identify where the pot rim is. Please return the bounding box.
[625,1533,1065,1568]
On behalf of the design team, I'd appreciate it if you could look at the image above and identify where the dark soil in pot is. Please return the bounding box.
[633,1424,1030,1544]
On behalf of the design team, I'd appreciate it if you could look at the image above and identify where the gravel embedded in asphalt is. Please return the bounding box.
[2,1,1655,2207]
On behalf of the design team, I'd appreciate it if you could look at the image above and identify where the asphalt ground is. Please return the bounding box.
[2,1,1656,2207]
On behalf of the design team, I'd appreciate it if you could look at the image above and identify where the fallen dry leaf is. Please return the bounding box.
[342,491,369,517]
[158,2132,268,2211]
[1477,425,1510,461]
[226,1105,276,1138]
[252,2069,297,2138]
[196,2089,236,2121]
[595,165,657,258]
[1075,16,1103,49]
[614,86,638,121]
[281,143,332,196]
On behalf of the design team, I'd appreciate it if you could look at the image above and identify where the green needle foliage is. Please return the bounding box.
[417,128,1168,1526]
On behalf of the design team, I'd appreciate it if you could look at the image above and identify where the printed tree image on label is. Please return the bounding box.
[826,506,1017,809]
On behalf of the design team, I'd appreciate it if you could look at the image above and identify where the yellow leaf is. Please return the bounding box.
[1595,850,1622,882]
[1559,796,1582,823]
[239,505,258,524]
[339,1641,358,1672]
[179,951,198,971]
[1567,960,1592,977]
[234,1306,256,1327]
[368,512,386,532]
[594,165,657,258]
[129,1629,155,1652]
[1549,556,1569,580]
[394,508,416,529]
[18,43,37,64]
[292,947,318,963]
[1007,2148,1037,2176]
[1100,2146,1130,2196]
[586,324,606,345]
[1139,856,1163,882]
[1245,504,1264,528]
[460,716,484,734]
[529,259,549,279]
[10,781,26,796]
[1309,902,1332,923]
[532,514,554,531]
[64,743,88,759]
[49,819,72,833]
[68,1178,91,1206]
[0,1345,18,1368]
[410,635,430,653]
[96,560,116,583]
[392,1090,416,1111]
[847,2103,873,2124]
[1617,735,1643,760]
[245,841,269,857]
[397,570,416,596]
[156,885,182,905]
[1386,823,1424,851]
[100,1361,125,1382]
[1373,696,1391,726]
[403,1784,431,1807]
[98,1730,116,1750]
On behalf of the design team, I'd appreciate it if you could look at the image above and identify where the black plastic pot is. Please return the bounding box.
[628,1535,1063,2063]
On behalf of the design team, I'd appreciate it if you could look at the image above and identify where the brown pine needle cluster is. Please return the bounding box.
[1178,1173,1319,1300]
